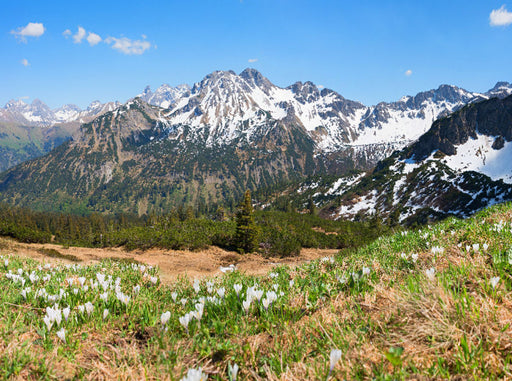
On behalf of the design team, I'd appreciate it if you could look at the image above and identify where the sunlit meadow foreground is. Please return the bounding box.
[1,203,512,379]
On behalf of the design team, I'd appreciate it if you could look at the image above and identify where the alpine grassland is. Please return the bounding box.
[1,202,512,379]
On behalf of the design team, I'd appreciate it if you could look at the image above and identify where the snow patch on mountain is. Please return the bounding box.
[333,190,378,219]
[442,134,512,183]
[326,173,365,196]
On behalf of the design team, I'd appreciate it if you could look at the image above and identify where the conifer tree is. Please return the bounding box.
[308,197,316,215]
[235,190,259,253]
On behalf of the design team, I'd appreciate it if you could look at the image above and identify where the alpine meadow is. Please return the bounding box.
[2,1,512,380]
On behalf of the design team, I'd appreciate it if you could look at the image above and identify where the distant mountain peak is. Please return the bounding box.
[4,99,27,109]
[491,81,511,90]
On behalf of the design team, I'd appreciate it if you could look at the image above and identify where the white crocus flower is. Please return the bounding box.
[116,291,130,305]
[21,287,31,300]
[56,328,66,343]
[63,306,70,322]
[431,246,444,255]
[43,315,53,331]
[490,276,500,289]
[337,275,348,285]
[85,302,94,316]
[425,267,436,280]
[29,272,38,283]
[181,367,208,381]
[179,313,192,332]
[228,363,239,381]
[233,284,242,296]
[242,299,252,313]
[103,309,109,320]
[253,289,264,301]
[161,311,171,326]
[195,303,204,319]
[193,280,201,293]
[96,273,106,284]
[329,348,342,375]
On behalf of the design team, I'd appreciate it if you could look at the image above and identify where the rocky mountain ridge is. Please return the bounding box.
[0,98,121,127]
[297,94,512,224]
[0,69,511,217]
[139,70,511,154]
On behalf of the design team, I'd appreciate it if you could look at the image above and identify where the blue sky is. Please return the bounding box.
[1,0,511,109]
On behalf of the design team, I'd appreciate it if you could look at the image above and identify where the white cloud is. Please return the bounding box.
[21,58,30,67]
[105,36,152,55]
[87,32,102,46]
[490,5,512,26]
[63,29,72,38]
[318,85,325,89]
[73,26,86,43]
[405,69,413,76]
[248,58,258,63]
[11,22,45,42]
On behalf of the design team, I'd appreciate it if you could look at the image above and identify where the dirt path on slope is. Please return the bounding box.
[0,238,338,283]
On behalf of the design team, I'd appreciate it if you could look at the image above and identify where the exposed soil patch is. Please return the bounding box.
[1,238,338,283]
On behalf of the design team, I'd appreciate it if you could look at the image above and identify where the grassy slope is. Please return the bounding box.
[1,202,512,380]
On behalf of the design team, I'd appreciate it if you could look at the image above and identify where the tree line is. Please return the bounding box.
[0,191,390,256]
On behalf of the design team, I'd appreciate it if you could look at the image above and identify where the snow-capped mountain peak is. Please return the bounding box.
[0,98,121,127]
[133,70,511,159]
[138,83,190,109]
[486,81,512,98]
[54,104,81,123]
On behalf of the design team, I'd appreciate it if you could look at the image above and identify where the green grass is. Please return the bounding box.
[1,202,512,379]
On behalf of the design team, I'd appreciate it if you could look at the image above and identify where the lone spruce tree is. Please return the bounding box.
[235,190,259,253]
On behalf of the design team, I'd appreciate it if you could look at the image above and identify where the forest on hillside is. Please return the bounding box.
[0,192,390,256]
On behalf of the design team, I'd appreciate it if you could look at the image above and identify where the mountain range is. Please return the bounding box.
[0,99,120,172]
[0,69,511,217]
[292,94,512,225]
[0,98,120,127]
